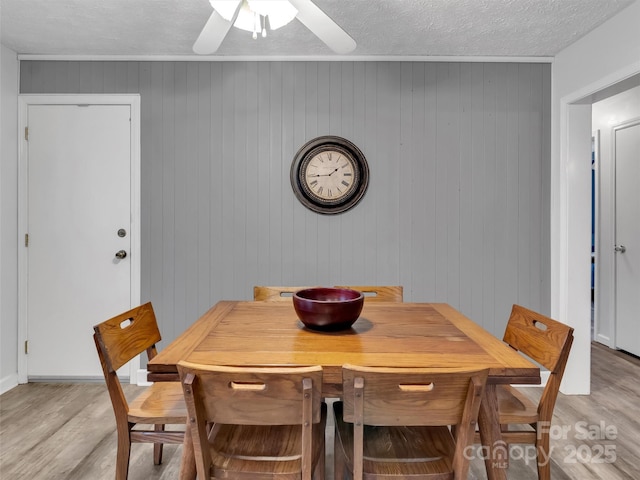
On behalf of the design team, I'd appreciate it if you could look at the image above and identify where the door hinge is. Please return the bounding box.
[25,233,29,247]
[25,127,29,141]
[25,340,29,354]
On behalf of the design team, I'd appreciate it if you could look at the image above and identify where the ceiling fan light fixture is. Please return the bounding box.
[250,0,298,30]
[210,0,297,38]
[197,0,355,54]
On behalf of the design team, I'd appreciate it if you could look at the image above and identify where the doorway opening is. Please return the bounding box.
[589,81,640,353]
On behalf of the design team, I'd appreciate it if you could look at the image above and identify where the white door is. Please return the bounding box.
[20,97,140,380]
[614,120,640,356]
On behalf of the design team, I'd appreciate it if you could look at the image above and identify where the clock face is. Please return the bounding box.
[291,136,369,215]
[300,148,357,202]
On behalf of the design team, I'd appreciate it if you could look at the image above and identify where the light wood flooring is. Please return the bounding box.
[1,343,639,479]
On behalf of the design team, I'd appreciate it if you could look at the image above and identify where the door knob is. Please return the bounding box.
[614,245,626,253]
[115,250,127,259]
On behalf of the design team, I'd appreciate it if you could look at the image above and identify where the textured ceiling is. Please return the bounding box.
[0,0,636,58]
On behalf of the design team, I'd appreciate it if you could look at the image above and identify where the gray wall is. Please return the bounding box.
[20,60,550,347]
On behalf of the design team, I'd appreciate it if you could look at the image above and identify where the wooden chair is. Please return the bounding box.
[178,362,327,480]
[334,364,489,480]
[253,286,318,301]
[333,285,403,302]
[93,302,186,480]
[475,304,574,480]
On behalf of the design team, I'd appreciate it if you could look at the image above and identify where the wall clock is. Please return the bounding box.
[290,136,369,215]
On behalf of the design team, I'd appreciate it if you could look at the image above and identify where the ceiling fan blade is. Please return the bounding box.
[193,1,241,54]
[288,0,356,54]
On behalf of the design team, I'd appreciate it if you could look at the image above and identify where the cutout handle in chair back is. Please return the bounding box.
[398,382,435,392]
[253,286,318,301]
[334,285,403,302]
[229,381,268,391]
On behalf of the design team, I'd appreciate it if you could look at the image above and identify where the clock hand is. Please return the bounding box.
[308,170,338,177]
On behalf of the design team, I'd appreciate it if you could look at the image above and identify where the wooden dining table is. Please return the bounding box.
[148,300,540,480]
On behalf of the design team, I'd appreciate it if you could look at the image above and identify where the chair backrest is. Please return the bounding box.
[93,302,162,418]
[502,304,574,421]
[178,362,324,479]
[334,285,403,302]
[341,364,488,479]
[253,286,318,301]
[254,285,403,302]
[94,302,161,373]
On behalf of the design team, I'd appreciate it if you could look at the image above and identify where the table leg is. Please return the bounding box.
[179,423,197,480]
[478,384,508,480]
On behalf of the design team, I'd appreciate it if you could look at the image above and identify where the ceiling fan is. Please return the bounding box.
[193,0,356,55]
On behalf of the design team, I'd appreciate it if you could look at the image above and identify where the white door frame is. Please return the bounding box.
[17,94,141,384]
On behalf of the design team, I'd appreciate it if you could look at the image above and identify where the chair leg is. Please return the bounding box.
[179,423,198,480]
[314,439,326,480]
[153,424,165,464]
[115,435,131,480]
[334,427,346,480]
[536,430,552,480]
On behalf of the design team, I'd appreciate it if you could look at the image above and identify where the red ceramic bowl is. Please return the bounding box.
[293,287,364,331]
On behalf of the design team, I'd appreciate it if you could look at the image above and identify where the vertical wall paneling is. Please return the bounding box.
[362,62,378,283]
[210,63,224,305]
[20,60,551,341]
[528,64,543,309]
[173,62,188,334]
[161,62,176,340]
[469,63,487,327]
[244,62,259,298]
[445,64,461,307]
[290,62,306,285]
[232,62,248,297]
[195,63,212,316]
[482,63,497,334]
[350,62,368,285]
[491,63,510,333]
[184,62,200,324]
[503,64,521,321]
[458,63,473,314]
[434,63,453,300]
[281,62,295,285]
[398,62,414,294]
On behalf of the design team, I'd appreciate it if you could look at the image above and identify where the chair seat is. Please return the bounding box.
[496,385,538,424]
[473,385,539,445]
[209,403,327,478]
[128,382,187,424]
[334,402,455,479]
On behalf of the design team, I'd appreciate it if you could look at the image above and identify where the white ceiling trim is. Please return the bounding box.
[17,54,554,63]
